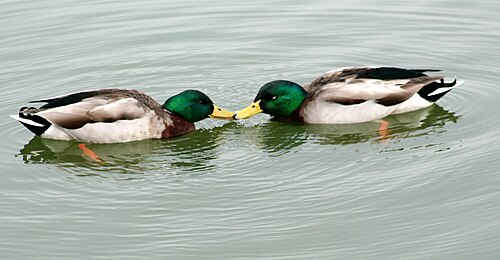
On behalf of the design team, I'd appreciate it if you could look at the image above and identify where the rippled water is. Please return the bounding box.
[2,0,500,259]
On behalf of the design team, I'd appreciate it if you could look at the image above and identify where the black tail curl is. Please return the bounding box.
[18,107,51,136]
[418,78,458,102]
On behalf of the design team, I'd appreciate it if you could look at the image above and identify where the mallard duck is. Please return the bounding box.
[10,89,234,143]
[235,67,462,124]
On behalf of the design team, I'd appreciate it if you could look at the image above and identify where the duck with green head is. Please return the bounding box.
[235,67,462,124]
[11,88,234,143]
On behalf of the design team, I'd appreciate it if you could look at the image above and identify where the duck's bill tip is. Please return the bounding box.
[234,101,263,120]
[209,105,235,120]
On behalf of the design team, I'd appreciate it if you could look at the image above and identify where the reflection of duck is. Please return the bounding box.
[163,125,230,171]
[235,67,461,124]
[18,122,237,174]
[10,89,234,143]
[239,104,459,154]
[305,104,460,145]
[19,136,159,166]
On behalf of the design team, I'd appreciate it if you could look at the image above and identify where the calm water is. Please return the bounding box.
[1,0,500,259]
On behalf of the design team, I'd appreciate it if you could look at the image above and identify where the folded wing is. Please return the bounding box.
[308,67,444,106]
[28,89,150,129]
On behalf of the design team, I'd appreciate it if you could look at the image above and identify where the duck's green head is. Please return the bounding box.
[162,90,234,122]
[235,80,307,119]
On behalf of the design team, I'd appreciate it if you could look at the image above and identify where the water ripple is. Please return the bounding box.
[2,0,500,259]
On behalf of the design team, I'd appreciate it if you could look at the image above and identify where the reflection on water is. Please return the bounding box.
[2,0,498,258]
[241,104,460,155]
[310,104,460,144]
[160,123,233,172]
[18,122,237,175]
[19,137,160,177]
[17,106,458,172]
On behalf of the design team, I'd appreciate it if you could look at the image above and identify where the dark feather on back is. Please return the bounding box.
[355,67,436,80]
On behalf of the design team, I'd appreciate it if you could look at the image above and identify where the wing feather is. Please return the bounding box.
[311,78,409,104]
[36,95,148,129]
[307,67,443,106]
[375,76,442,106]
[87,98,147,122]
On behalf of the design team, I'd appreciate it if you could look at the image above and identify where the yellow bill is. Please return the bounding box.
[209,105,235,120]
[234,100,262,119]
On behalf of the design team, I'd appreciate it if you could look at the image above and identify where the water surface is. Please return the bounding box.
[1,0,500,259]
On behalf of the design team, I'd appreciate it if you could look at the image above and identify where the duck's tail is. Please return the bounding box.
[418,78,463,102]
[10,107,51,136]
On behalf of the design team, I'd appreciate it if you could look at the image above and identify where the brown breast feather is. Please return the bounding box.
[161,112,195,138]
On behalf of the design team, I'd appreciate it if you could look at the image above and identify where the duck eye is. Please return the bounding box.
[271,96,277,100]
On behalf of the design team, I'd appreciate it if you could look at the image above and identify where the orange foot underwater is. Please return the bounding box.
[78,143,104,163]
[378,120,389,142]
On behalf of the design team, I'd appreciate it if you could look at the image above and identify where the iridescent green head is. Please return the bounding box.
[235,80,307,119]
[162,90,234,122]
